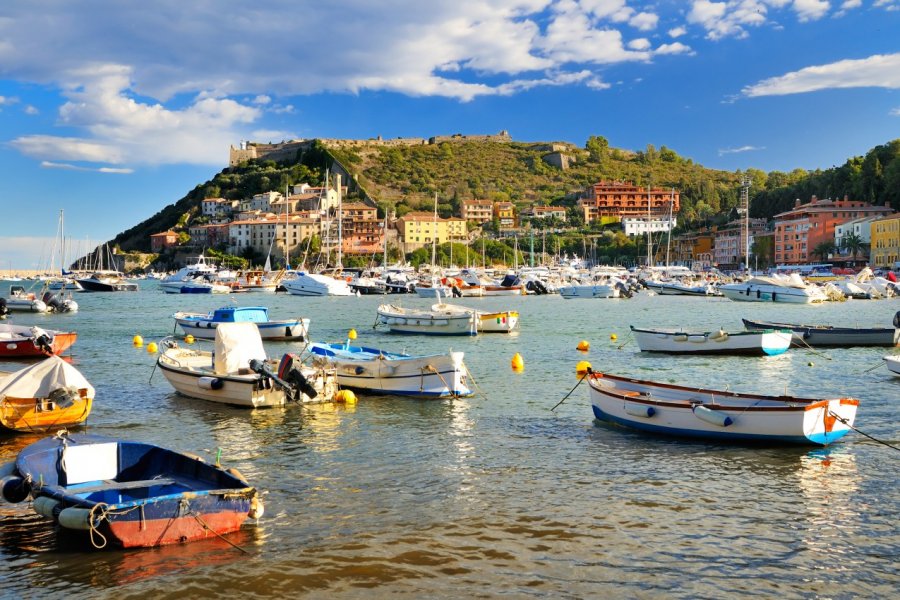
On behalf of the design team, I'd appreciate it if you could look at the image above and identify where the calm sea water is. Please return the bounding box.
[1,282,898,599]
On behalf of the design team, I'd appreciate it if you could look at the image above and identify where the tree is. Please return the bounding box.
[585,135,609,163]
[840,232,868,262]
[812,241,837,261]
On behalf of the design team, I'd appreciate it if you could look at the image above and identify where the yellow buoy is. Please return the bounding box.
[808,361,814,367]
[511,353,524,371]
[610,333,618,341]
[184,334,195,344]
[577,340,590,351]
[132,335,143,347]
[348,329,358,340]
[146,342,158,354]
[576,361,592,376]
[335,389,357,404]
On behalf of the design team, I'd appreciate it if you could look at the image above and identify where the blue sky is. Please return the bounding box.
[1,0,898,270]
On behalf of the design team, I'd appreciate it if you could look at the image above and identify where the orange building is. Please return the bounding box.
[580,181,680,224]
[150,230,179,252]
[461,200,493,224]
[672,230,713,268]
[773,196,894,265]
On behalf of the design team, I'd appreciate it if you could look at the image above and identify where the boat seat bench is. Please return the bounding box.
[69,478,178,494]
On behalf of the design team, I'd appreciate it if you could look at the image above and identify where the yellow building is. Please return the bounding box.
[397,212,467,253]
[870,214,900,268]
[494,202,516,229]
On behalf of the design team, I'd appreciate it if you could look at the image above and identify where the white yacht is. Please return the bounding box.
[282,271,354,296]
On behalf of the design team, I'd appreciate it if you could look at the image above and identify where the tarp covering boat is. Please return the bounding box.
[0,355,94,400]
[214,322,266,375]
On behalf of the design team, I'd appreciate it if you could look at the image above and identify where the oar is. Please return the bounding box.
[551,368,591,412]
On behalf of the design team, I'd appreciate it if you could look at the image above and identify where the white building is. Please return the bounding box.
[622,216,677,237]
[834,216,877,247]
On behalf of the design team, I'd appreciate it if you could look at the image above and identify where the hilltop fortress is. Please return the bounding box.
[229,131,515,167]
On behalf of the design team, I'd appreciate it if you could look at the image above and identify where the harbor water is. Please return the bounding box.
[1,283,898,598]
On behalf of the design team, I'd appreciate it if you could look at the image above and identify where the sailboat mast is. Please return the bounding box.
[646,181,652,267]
[741,176,750,274]
[665,189,674,269]
[336,173,343,269]
[431,193,437,273]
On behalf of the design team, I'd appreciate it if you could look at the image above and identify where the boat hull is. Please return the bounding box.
[0,396,92,432]
[742,318,900,347]
[175,316,310,341]
[559,284,620,299]
[377,305,476,336]
[588,372,857,445]
[309,343,472,397]
[478,311,519,333]
[719,283,825,303]
[630,327,792,355]
[0,328,77,358]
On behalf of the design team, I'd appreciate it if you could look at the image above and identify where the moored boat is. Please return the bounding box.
[0,324,77,358]
[883,354,900,376]
[742,316,900,347]
[587,371,858,445]
[282,271,354,296]
[630,326,792,355]
[174,306,310,341]
[376,302,477,335]
[308,341,472,398]
[76,270,139,292]
[0,356,93,432]
[156,322,335,407]
[719,275,827,303]
[1,431,263,548]
[5,285,48,313]
[429,301,520,333]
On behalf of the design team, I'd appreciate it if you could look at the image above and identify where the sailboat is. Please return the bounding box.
[415,193,455,298]
[75,243,138,292]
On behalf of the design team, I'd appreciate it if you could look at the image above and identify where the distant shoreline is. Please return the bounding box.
[0,269,51,278]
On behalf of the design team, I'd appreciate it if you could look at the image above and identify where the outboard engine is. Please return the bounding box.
[615,281,633,299]
[277,353,318,401]
[451,285,462,298]
[43,292,64,312]
[894,310,900,329]
[30,326,54,354]
[0,298,7,319]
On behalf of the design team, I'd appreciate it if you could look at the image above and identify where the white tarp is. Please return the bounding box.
[0,355,94,399]
[214,322,267,375]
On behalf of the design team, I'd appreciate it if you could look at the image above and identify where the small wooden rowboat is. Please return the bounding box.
[742,316,900,347]
[630,326,792,355]
[587,371,858,445]
[0,432,263,548]
[0,324,77,358]
[0,356,93,432]
[174,306,310,341]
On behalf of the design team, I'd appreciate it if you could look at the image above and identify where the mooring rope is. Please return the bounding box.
[829,412,900,452]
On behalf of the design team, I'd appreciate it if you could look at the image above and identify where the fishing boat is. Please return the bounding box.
[0,431,263,548]
[742,316,900,347]
[173,306,310,341]
[429,301,520,333]
[0,324,77,358]
[0,356,93,432]
[630,326,792,355]
[376,301,477,335]
[156,322,336,407]
[718,275,827,303]
[308,341,472,398]
[587,371,859,445]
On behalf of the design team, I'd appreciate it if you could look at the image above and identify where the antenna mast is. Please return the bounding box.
[741,176,751,274]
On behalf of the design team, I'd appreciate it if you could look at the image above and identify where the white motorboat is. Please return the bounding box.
[156,322,336,407]
[719,275,827,303]
[4,285,48,313]
[308,341,472,398]
[173,306,309,341]
[884,354,900,376]
[160,255,231,294]
[282,271,354,296]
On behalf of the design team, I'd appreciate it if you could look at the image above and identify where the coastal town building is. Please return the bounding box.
[711,218,767,270]
[522,206,567,222]
[773,196,895,265]
[622,216,677,237]
[869,214,900,269]
[671,230,714,268]
[579,181,680,226]
[461,200,493,224]
[150,231,179,252]
[494,202,516,230]
[397,212,467,253]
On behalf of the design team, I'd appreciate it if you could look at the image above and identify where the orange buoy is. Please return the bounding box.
[577,340,590,351]
[146,342,158,354]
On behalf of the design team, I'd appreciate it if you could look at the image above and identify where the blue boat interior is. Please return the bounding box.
[20,436,246,506]
[310,343,408,360]
[210,307,269,323]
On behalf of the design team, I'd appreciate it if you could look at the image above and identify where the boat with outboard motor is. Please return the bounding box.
[587,370,858,445]
[308,340,472,398]
[0,324,77,358]
[173,306,310,341]
[156,322,336,407]
[0,431,263,548]
[0,356,93,432]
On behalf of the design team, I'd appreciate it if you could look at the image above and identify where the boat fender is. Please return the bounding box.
[249,494,265,520]
[58,507,93,531]
[711,330,728,342]
[33,496,62,520]
[198,377,223,390]
[623,402,655,418]
[692,404,733,427]
[894,311,900,329]
[226,467,248,484]
[1,475,29,503]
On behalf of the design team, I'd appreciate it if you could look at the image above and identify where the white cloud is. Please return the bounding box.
[890,107,900,116]
[628,38,651,50]
[742,52,900,96]
[668,26,687,37]
[794,0,830,22]
[252,95,271,105]
[718,145,765,155]
[874,0,898,10]
[629,11,659,31]
[41,161,134,173]
[24,105,38,115]
[655,42,694,56]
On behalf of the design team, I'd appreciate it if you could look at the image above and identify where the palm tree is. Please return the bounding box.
[812,241,837,262]
[840,232,869,264]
